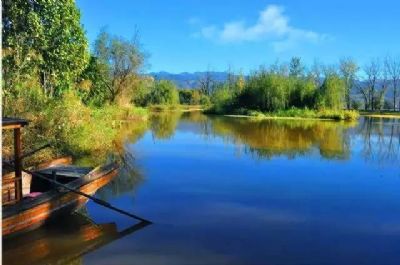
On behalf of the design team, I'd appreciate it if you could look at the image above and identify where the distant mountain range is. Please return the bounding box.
[148,71,230,89]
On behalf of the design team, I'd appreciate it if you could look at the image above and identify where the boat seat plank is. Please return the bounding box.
[35,166,93,179]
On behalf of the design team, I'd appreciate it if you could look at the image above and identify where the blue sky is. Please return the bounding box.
[76,0,400,73]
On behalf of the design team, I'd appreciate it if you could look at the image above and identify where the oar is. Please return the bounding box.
[3,161,152,224]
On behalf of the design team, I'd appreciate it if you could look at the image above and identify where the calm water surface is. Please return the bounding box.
[4,112,400,265]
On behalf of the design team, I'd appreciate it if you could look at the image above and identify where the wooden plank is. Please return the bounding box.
[36,166,92,178]
[2,124,23,130]
[14,128,23,202]
[2,117,29,129]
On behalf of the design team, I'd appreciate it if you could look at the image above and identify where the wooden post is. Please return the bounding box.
[14,128,23,201]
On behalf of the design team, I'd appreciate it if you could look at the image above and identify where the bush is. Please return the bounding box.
[178,89,207,105]
[200,94,211,106]
[239,72,288,111]
[149,80,179,105]
[318,74,345,110]
[2,89,148,166]
[204,62,354,119]
[209,86,235,114]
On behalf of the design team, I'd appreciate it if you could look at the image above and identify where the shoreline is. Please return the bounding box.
[359,112,400,119]
[221,114,338,121]
[204,108,359,121]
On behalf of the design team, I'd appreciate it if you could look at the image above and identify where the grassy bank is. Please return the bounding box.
[2,90,148,167]
[359,111,400,119]
[205,107,359,121]
[149,104,204,112]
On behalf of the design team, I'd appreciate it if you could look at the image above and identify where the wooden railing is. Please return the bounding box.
[2,175,22,205]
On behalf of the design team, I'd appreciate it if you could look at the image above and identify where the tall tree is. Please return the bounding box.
[289,57,305,78]
[198,67,215,96]
[2,0,89,96]
[362,59,381,110]
[150,80,179,105]
[93,28,145,103]
[310,59,323,87]
[339,58,359,109]
[226,65,236,91]
[77,56,110,106]
[385,56,400,111]
[319,73,346,110]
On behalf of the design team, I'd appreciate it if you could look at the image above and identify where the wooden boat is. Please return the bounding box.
[3,211,149,265]
[2,117,119,237]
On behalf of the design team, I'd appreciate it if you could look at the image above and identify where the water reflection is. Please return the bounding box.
[127,113,400,265]
[358,117,400,165]
[5,113,399,265]
[76,120,148,166]
[2,211,149,265]
[149,112,400,165]
[96,151,145,200]
[208,117,354,160]
[149,112,183,140]
[79,121,148,199]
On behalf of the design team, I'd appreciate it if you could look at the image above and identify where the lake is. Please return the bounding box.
[3,112,400,265]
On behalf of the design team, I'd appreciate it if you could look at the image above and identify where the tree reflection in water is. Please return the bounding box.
[206,116,355,160]
[166,112,400,165]
[149,112,183,139]
[86,112,400,200]
[79,120,149,199]
[357,117,400,165]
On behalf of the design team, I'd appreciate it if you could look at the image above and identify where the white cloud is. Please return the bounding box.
[194,5,329,51]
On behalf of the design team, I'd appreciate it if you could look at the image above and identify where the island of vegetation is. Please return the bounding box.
[2,1,400,163]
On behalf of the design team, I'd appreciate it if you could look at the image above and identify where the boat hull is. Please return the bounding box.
[2,163,118,237]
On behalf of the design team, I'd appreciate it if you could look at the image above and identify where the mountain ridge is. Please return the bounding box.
[148,71,230,88]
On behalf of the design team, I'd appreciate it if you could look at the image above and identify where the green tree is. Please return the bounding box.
[289,78,317,108]
[132,76,154,107]
[210,85,235,113]
[339,58,359,109]
[351,99,362,110]
[93,28,145,103]
[179,89,193,105]
[150,80,179,105]
[2,0,89,96]
[77,56,110,106]
[361,59,381,110]
[289,57,305,78]
[319,74,345,110]
[241,71,288,111]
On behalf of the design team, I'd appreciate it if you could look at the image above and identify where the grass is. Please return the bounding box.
[359,110,400,119]
[2,90,148,167]
[206,107,359,121]
[149,104,204,112]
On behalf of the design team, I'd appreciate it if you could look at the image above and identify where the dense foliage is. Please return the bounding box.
[1,0,150,163]
[207,59,348,117]
[148,80,179,105]
[2,0,89,98]
[179,89,210,105]
[91,29,146,104]
[202,56,400,118]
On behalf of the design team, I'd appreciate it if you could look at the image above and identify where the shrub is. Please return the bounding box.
[149,80,179,105]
